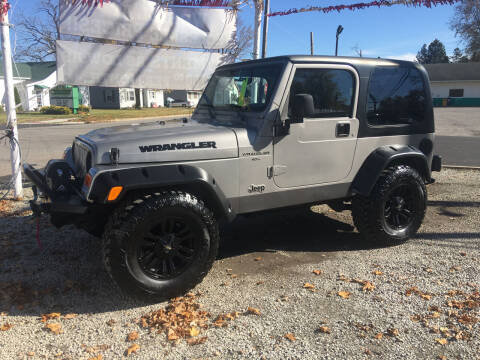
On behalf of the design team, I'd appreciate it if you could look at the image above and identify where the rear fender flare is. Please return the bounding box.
[88,164,234,221]
[351,145,430,196]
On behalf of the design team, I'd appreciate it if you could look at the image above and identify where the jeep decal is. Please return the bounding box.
[139,141,217,153]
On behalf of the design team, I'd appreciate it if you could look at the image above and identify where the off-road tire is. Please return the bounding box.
[352,165,427,246]
[102,191,219,302]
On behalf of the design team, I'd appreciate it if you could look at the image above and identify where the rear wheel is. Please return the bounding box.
[102,191,219,302]
[352,165,426,246]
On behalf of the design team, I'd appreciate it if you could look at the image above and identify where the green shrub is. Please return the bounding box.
[78,105,91,113]
[40,106,72,115]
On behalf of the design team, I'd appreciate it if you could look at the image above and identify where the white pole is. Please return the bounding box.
[252,0,263,60]
[1,0,23,199]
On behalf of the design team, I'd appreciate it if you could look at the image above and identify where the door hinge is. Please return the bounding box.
[268,165,287,178]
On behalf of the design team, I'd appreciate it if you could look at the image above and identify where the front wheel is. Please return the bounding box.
[352,165,427,246]
[102,191,219,302]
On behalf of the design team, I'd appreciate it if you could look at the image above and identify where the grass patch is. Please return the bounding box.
[0,107,194,125]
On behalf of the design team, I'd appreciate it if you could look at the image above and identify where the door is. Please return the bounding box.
[273,65,360,188]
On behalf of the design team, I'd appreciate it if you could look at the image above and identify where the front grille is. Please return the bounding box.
[72,140,92,178]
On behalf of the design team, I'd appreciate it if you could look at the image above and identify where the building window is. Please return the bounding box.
[129,91,135,101]
[288,68,355,118]
[367,66,427,126]
[449,89,464,98]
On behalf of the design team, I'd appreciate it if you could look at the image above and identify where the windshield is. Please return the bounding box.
[199,63,283,112]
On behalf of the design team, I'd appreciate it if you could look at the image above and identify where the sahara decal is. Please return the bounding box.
[139,141,217,153]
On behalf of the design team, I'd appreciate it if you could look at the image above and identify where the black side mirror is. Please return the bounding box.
[291,94,315,122]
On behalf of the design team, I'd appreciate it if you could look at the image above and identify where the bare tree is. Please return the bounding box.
[224,16,253,62]
[14,0,60,61]
[450,0,480,61]
[352,44,363,57]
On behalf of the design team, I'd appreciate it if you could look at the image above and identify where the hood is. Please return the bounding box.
[77,119,239,165]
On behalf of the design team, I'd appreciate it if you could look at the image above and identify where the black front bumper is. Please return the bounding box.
[23,163,89,216]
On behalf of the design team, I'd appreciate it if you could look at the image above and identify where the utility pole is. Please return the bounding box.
[1,0,22,199]
[310,32,314,55]
[335,25,344,56]
[261,0,269,58]
[252,0,263,59]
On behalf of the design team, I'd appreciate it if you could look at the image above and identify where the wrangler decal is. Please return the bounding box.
[139,141,217,153]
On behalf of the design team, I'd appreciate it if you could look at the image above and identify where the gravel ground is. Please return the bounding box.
[0,168,479,360]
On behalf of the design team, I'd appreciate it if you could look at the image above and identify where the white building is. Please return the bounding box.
[424,62,480,107]
[0,61,57,111]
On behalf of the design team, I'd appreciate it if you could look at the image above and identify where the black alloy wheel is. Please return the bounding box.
[137,216,199,280]
[383,184,416,231]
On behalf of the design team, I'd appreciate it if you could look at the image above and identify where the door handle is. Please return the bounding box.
[336,122,350,137]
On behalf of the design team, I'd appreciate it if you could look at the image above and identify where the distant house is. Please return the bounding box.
[424,62,480,107]
[90,87,165,109]
[0,60,89,111]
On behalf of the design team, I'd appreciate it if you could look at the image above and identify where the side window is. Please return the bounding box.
[449,89,464,98]
[288,68,354,118]
[367,67,427,126]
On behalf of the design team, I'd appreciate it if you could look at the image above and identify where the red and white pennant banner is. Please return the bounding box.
[0,0,10,21]
[268,0,463,17]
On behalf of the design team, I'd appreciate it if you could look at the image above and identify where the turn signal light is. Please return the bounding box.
[107,186,123,201]
[84,173,93,188]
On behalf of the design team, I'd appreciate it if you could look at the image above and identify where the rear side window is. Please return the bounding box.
[289,68,354,118]
[367,67,427,126]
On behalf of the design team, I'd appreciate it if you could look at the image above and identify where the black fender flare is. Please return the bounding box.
[88,164,235,221]
[351,145,431,196]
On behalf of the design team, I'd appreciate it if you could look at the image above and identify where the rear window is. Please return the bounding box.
[367,66,427,126]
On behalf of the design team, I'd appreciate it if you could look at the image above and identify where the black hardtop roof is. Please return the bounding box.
[218,55,418,71]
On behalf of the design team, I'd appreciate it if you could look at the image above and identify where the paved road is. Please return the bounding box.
[1,118,479,178]
[436,135,480,167]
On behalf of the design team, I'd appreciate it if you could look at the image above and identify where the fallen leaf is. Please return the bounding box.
[284,333,296,342]
[459,252,466,257]
[449,266,461,272]
[0,323,12,331]
[41,312,61,322]
[421,294,432,301]
[64,313,77,320]
[189,326,200,337]
[374,333,383,340]
[45,323,62,334]
[337,291,351,299]
[387,328,399,337]
[372,270,383,276]
[26,352,35,357]
[435,338,447,345]
[88,355,103,360]
[127,331,139,341]
[431,311,441,319]
[106,319,116,326]
[186,336,207,345]
[246,307,261,316]
[254,257,262,261]
[362,281,376,292]
[317,326,331,334]
[437,356,446,360]
[312,270,322,276]
[364,348,373,356]
[256,281,264,285]
[126,344,140,356]
[303,283,315,290]
[229,274,238,279]
[0,312,7,316]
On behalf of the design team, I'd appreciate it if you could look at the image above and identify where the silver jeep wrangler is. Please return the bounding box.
[24,56,442,301]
